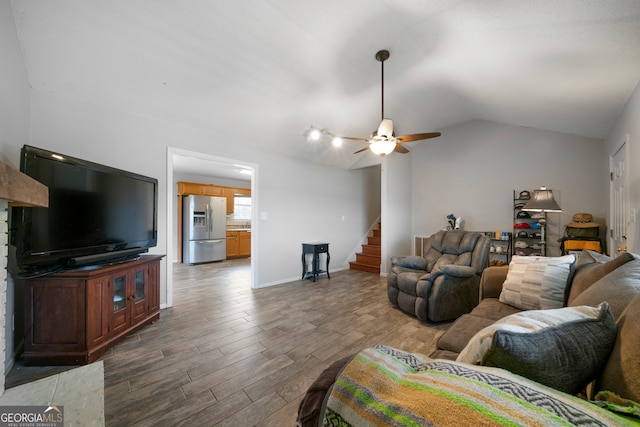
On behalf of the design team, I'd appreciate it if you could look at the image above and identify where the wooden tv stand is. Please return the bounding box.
[22,254,164,365]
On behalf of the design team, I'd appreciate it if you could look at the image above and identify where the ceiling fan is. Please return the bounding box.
[328,50,441,156]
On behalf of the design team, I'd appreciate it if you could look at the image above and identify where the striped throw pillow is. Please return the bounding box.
[499,254,576,310]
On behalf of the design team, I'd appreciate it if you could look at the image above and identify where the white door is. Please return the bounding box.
[610,135,630,256]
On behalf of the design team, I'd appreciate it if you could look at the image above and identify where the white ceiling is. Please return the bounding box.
[10,1,640,172]
[172,155,252,181]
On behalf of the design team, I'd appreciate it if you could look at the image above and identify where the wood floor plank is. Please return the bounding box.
[106,386,196,426]
[182,352,270,398]
[196,326,265,354]
[171,390,252,427]
[214,390,287,427]
[209,353,294,401]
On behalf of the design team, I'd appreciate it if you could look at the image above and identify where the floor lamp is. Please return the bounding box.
[522,186,562,256]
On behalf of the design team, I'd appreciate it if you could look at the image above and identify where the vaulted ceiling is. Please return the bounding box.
[10,1,640,170]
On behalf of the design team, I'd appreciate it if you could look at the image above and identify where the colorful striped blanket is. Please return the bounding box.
[324,345,640,426]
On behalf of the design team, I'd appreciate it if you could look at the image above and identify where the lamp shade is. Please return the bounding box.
[522,187,561,212]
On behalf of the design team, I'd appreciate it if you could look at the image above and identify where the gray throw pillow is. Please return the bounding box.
[458,302,616,395]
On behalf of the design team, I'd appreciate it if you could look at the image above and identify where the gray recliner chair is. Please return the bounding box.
[387,230,491,322]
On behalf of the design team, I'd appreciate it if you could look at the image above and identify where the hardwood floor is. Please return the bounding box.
[11,259,452,426]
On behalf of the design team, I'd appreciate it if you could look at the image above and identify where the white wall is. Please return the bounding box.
[381,154,412,274]
[410,120,605,256]
[361,165,381,229]
[604,81,640,252]
[0,0,32,386]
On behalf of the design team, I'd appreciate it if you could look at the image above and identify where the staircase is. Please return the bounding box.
[349,223,381,274]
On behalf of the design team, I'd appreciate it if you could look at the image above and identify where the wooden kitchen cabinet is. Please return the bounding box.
[223,188,236,213]
[238,231,251,257]
[178,181,221,196]
[226,231,251,258]
[226,231,238,258]
[22,255,163,365]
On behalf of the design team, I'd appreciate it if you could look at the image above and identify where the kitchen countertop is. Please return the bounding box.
[227,228,251,232]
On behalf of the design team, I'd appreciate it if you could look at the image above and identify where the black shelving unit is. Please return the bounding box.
[513,190,543,257]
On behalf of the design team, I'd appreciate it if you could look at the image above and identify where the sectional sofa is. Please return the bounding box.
[297,250,640,426]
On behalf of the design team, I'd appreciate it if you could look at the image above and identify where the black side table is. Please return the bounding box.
[301,242,330,282]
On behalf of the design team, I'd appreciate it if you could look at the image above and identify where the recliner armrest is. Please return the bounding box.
[391,255,427,271]
[439,265,476,278]
[417,265,476,284]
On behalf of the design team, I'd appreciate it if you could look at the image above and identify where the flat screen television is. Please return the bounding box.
[11,145,158,273]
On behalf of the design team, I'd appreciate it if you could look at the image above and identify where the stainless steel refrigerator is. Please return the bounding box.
[182,195,227,264]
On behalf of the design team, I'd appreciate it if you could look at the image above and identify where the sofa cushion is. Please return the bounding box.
[567,251,636,305]
[435,314,496,354]
[499,254,576,310]
[434,300,522,356]
[570,259,640,320]
[428,349,458,360]
[456,302,616,395]
[479,265,510,299]
[396,272,421,295]
[466,298,523,321]
[596,293,640,402]
[424,231,480,271]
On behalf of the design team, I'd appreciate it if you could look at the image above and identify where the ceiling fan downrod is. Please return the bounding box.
[376,50,389,121]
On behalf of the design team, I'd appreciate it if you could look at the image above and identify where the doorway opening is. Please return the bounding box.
[166,147,258,308]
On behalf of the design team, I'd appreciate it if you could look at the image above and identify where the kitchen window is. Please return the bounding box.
[234,195,251,220]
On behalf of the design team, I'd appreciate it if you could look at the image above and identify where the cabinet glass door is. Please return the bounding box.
[135,270,145,301]
[113,275,126,311]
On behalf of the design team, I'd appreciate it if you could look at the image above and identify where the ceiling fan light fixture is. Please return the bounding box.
[312,49,441,156]
[370,140,396,155]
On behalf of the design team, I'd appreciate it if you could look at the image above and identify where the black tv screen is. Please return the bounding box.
[11,145,158,272]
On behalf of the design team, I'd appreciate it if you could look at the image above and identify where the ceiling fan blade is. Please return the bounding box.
[393,144,410,154]
[341,136,370,142]
[396,132,441,143]
[353,146,370,154]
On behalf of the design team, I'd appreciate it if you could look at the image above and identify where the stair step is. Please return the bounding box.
[355,252,380,267]
[372,229,381,238]
[349,261,380,274]
[367,236,381,246]
[362,245,381,256]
